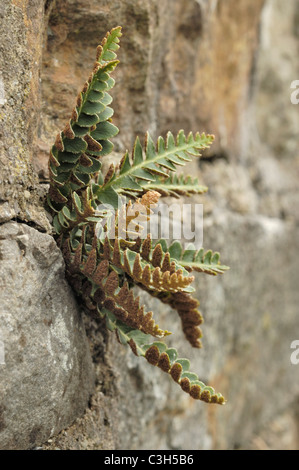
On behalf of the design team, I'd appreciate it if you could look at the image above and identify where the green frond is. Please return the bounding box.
[49,187,100,235]
[47,27,122,215]
[95,130,214,206]
[96,26,122,65]
[130,235,229,279]
[167,241,230,275]
[141,173,208,198]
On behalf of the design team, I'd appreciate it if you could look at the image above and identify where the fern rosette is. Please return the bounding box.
[47,27,229,405]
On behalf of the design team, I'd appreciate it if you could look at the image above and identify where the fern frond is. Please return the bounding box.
[157,290,204,348]
[64,239,169,338]
[127,237,226,347]
[96,26,122,65]
[47,27,122,227]
[101,237,195,293]
[167,241,230,275]
[113,236,227,347]
[95,131,214,207]
[130,236,229,277]
[47,26,229,406]
[143,342,225,404]
[141,173,208,198]
[100,312,225,405]
[49,186,109,235]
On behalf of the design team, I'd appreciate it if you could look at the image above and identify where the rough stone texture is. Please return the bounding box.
[39,0,265,159]
[254,0,299,161]
[0,0,50,230]
[1,0,299,451]
[0,222,95,450]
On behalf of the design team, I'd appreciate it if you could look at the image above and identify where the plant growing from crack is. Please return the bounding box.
[47,26,229,405]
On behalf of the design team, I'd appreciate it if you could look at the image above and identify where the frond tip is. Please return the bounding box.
[144,344,225,404]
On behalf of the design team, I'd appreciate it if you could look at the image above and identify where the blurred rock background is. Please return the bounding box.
[0,0,299,450]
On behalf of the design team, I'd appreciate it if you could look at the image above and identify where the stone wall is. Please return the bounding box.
[0,0,299,450]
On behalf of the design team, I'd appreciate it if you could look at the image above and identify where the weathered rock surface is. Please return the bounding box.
[40,0,265,158]
[0,222,95,450]
[254,0,299,161]
[0,0,50,230]
[41,208,299,451]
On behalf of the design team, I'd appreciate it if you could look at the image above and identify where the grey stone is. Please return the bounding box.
[0,0,50,230]
[254,0,299,161]
[0,222,95,450]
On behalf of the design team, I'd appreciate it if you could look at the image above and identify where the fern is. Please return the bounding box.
[47,27,229,405]
[94,131,214,208]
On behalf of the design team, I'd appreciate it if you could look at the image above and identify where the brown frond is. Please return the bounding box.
[80,252,168,338]
[108,243,194,293]
[54,132,64,151]
[81,248,97,277]
[158,352,171,373]
[151,243,163,267]
[159,291,203,348]
[91,260,109,285]
[63,121,75,139]
[140,234,151,261]
[84,134,102,152]
[104,163,115,185]
[72,243,83,272]
[145,345,160,365]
